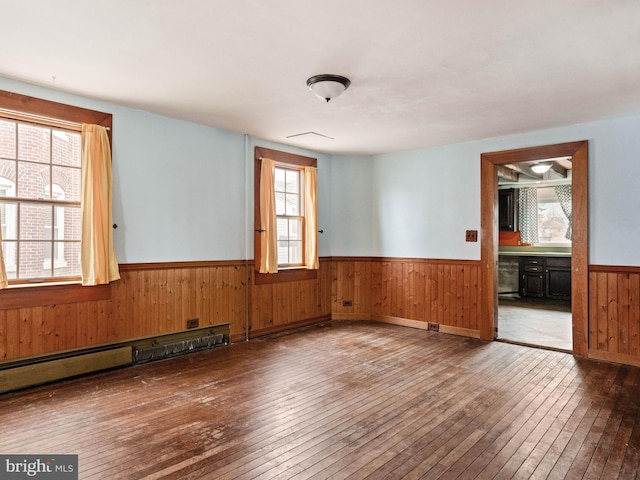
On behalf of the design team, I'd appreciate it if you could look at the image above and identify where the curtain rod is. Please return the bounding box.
[0,108,110,132]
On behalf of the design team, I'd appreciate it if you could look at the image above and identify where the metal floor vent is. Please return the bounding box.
[133,333,226,364]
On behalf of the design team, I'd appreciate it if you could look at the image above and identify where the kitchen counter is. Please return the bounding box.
[499,246,571,257]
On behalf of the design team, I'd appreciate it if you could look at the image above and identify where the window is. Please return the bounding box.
[0,89,112,286]
[0,118,81,281]
[275,166,304,266]
[537,186,571,245]
[254,147,318,283]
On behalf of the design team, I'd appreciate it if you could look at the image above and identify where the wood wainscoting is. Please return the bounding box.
[332,257,482,338]
[0,260,332,363]
[3,257,640,368]
[589,265,640,367]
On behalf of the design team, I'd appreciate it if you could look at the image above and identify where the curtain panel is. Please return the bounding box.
[519,187,539,244]
[0,210,7,289]
[80,124,120,285]
[304,166,319,270]
[258,158,278,273]
[554,185,572,240]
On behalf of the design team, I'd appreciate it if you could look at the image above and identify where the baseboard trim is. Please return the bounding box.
[588,349,640,367]
[371,315,481,339]
[237,315,332,342]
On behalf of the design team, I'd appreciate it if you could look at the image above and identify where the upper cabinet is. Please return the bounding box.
[499,188,518,231]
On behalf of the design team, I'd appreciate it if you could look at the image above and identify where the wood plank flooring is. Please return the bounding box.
[0,321,639,479]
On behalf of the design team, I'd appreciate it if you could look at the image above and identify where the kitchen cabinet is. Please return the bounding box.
[520,257,545,297]
[519,256,571,300]
[546,257,572,298]
[499,188,518,232]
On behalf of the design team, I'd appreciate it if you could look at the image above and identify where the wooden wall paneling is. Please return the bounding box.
[19,308,33,358]
[437,264,445,325]
[631,274,640,355]
[66,304,80,351]
[464,266,472,330]
[30,306,44,356]
[41,305,56,354]
[597,273,608,350]
[630,273,639,357]
[588,271,598,351]
[608,272,619,353]
[6,310,18,360]
[0,310,5,361]
[618,272,630,355]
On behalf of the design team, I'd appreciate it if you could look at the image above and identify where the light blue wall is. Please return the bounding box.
[329,114,640,266]
[4,76,640,266]
[0,76,246,263]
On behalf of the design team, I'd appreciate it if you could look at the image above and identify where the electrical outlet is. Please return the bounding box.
[428,322,439,332]
[465,230,478,242]
[342,300,353,307]
[186,318,199,329]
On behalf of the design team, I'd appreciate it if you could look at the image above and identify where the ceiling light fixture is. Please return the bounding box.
[306,74,351,102]
[531,162,553,174]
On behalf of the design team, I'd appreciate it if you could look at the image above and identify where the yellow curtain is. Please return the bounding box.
[304,166,319,270]
[81,124,120,285]
[0,208,7,289]
[259,158,278,273]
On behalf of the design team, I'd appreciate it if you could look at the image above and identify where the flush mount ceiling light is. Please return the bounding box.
[306,74,351,102]
[531,161,553,174]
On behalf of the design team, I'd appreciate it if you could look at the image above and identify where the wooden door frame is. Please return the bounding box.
[480,141,589,356]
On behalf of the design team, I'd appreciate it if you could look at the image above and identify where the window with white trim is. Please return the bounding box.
[275,166,304,267]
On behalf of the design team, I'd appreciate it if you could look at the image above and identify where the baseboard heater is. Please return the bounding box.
[131,328,227,364]
[0,324,229,394]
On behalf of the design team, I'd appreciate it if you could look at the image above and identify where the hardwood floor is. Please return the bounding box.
[1,321,639,479]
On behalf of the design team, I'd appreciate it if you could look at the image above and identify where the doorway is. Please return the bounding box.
[480,141,588,356]
[496,159,573,350]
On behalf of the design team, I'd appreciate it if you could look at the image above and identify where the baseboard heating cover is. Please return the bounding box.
[132,332,226,364]
[0,346,132,394]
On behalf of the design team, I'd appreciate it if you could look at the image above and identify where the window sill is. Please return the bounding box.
[0,282,111,310]
[254,268,317,285]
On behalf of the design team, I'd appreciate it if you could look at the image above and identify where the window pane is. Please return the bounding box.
[285,169,299,193]
[285,193,299,215]
[18,124,51,163]
[52,130,81,167]
[2,241,17,279]
[275,192,286,216]
[19,241,48,279]
[289,241,302,264]
[52,166,80,202]
[277,243,288,265]
[17,162,50,199]
[274,168,285,193]
[1,202,17,239]
[289,218,302,240]
[54,241,80,277]
[276,217,288,241]
[0,120,16,159]
[20,203,52,240]
[59,206,81,241]
[0,160,17,190]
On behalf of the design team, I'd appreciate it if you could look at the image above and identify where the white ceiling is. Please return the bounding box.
[2,1,640,155]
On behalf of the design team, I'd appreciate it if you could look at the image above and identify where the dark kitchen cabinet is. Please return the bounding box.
[520,257,545,297]
[519,256,571,300]
[499,188,518,231]
[546,257,572,298]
